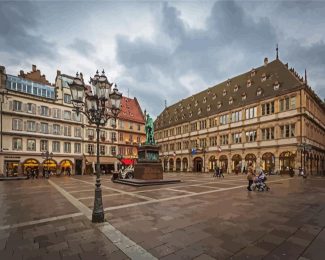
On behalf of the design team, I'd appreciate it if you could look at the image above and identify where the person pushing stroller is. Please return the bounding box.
[252,170,270,191]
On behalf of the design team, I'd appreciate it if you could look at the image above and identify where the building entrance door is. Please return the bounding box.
[193,157,202,172]
[75,160,82,175]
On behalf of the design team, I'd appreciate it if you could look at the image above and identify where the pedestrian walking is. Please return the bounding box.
[67,167,71,177]
[247,164,254,191]
[219,167,224,178]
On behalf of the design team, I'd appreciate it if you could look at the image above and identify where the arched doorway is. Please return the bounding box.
[219,155,228,172]
[262,152,275,174]
[60,160,74,175]
[176,158,181,172]
[193,157,203,172]
[182,158,188,172]
[245,154,256,170]
[42,159,57,174]
[23,159,40,176]
[232,154,242,173]
[209,156,216,172]
[279,151,295,174]
[169,158,174,172]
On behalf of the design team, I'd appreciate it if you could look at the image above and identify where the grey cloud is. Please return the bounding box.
[0,1,56,60]
[68,38,96,57]
[116,0,278,117]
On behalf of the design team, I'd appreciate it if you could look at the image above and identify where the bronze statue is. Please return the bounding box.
[145,113,155,145]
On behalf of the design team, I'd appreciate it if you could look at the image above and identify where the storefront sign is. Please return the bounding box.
[4,156,20,159]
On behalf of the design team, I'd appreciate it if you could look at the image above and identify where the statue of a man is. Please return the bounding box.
[145,114,155,145]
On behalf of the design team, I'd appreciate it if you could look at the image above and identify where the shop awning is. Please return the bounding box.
[120,158,135,165]
[85,156,118,165]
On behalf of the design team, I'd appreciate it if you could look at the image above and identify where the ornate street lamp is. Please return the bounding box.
[69,70,122,223]
[41,150,54,174]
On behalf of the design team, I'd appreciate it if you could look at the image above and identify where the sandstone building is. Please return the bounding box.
[154,57,325,175]
[0,65,145,176]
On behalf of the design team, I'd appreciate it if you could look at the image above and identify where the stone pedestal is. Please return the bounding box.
[134,144,163,180]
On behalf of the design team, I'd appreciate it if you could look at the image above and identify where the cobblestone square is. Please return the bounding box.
[0,173,324,259]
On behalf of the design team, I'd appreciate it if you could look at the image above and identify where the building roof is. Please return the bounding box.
[155,58,316,130]
[19,65,52,86]
[119,97,145,124]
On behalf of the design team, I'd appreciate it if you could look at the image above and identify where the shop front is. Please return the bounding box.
[84,156,119,175]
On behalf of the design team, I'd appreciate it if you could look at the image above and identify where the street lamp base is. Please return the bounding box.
[92,186,105,223]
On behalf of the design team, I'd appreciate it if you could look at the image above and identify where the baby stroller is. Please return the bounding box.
[252,171,270,192]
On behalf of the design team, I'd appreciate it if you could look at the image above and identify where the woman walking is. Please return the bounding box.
[247,164,254,191]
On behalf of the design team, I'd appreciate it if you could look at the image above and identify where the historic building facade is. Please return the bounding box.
[154,57,325,175]
[0,65,145,176]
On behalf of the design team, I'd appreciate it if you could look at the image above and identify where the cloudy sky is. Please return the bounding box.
[0,0,324,117]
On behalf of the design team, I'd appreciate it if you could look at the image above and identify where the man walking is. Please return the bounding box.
[247,164,254,191]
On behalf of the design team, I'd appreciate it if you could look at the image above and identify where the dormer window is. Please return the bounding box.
[223,89,227,96]
[182,114,185,119]
[180,107,183,112]
[257,87,262,96]
[194,100,198,107]
[191,96,194,101]
[234,84,239,92]
[203,97,207,103]
[217,101,222,109]
[169,119,172,123]
[175,116,178,121]
[274,81,280,90]
[207,89,210,95]
[229,97,233,105]
[226,79,231,87]
[261,73,267,82]
[189,111,192,117]
[212,93,217,100]
[207,105,211,112]
[251,68,256,77]
[187,104,191,109]
[198,108,201,115]
[242,92,247,100]
[247,79,252,88]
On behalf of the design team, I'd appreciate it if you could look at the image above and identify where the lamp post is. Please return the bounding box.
[69,70,122,223]
[41,150,53,174]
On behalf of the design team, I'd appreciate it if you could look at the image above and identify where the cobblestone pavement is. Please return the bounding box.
[0,173,324,259]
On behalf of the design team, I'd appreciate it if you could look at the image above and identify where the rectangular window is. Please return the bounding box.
[280,97,296,112]
[111,132,117,142]
[52,141,60,152]
[87,129,94,138]
[40,140,48,151]
[232,133,242,144]
[64,94,71,104]
[64,142,71,153]
[111,146,116,155]
[118,120,124,129]
[53,124,60,135]
[27,139,36,151]
[176,142,182,150]
[119,132,124,142]
[245,131,257,142]
[40,106,49,116]
[136,136,141,143]
[52,108,60,118]
[74,127,82,137]
[209,117,218,127]
[209,136,217,146]
[176,127,182,135]
[190,123,197,132]
[199,138,206,148]
[220,134,229,145]
[280,124,295,138]
[26,121,36,132]
[231,111,242,122]
[12,119,22,131]
[183,125,189,133]
[64,126,71,136]
[261,102,275,116]
[74,143,81,153]
[183,141,189,149]
[220,114,228,125]
[88,144,94,154]
[13,100,22,111]
[129,123,133,130]
[40,123,49,134]
[137,124,141,131]
[27,103,34,113]
[100,145,106,155]
[199,120,207,130]
[12,138,22,150]
[261,128,275,140]
[64,111,71,120]
[245,107,257,119]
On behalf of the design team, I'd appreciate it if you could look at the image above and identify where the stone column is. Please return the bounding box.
[275,157,280,173]
[180,159,183,172]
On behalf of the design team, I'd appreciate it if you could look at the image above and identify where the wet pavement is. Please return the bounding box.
[0,173,324,259]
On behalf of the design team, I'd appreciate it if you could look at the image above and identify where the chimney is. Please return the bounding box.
[264,57,268,66]
[19,70,24,76]
[57,70,61,76]
[32,65,36,72]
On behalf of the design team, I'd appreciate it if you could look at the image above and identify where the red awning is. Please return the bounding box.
[121,158,135,165]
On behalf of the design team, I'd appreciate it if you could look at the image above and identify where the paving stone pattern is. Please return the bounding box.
[0,173,324,259]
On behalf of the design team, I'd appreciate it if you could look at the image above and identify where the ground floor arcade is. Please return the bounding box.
[161,147,325,176]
